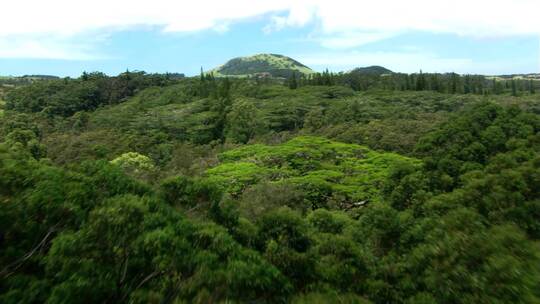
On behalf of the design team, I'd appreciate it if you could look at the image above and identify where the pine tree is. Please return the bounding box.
[416,70,426,91]
[450,73,459,94]
[405,74,411,91]
[288,71,298,89]
[199,67,209,97]
[323,69,331,86]
[529,80,535,94]
[464,75,471,94]
[511,79,518,96]
[210,77,233,143]
[430,74,442,92]
[493,78,505,95]
[477,77,485,94]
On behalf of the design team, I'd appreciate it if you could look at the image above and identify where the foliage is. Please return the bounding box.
[212,53,314,78]
[205,136,420,207]
[225,99,264,143]
[110,152,156,181]
[5,71,182,116]
[1,69,540,303]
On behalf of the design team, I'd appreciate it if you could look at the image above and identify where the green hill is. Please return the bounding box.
[350,66,393,75]
[211,53,314,78]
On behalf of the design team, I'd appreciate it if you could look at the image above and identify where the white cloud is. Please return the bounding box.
[0,0,291,36]
[0,34,108,60]
[1,0,539,59]
[311,0,540,37]
[3,0,540,37]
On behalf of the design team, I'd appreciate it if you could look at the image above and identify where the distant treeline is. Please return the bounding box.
[5,71,185,116]
[288,70,537,96]
[0,75,59,86]
[6,68,537,120]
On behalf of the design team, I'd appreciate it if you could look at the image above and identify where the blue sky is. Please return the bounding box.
[1,0,539,77]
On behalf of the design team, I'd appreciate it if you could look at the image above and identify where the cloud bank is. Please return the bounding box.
[1,0,539,59]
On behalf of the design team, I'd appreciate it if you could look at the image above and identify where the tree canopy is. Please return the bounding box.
[1,70,539,303]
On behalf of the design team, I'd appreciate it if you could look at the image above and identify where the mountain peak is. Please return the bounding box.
[212,54,314,78]
[351,66,393,75]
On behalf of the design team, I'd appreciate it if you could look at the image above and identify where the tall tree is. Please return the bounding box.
[288,71,298,90]
[416,70,426,91]
[511,79,518,96]
[464,75,471,94]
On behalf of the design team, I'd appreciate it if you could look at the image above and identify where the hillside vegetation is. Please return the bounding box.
[1,65,540,303]
[211,53,314,78]
[0,87,8,117]
[205,136,419,203]
[350,66,393,75]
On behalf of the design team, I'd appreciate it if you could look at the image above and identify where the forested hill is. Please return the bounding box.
[1,68,540,303]
[211,53,314,78]
[350,66,393,75]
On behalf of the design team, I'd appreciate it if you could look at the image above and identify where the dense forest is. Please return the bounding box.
[1,68,540,303]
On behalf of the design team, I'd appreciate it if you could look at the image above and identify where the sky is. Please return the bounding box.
[1,0,539,77]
